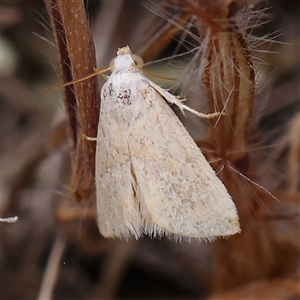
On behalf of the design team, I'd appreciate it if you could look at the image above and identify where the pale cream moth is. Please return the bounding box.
[95,46,240,241]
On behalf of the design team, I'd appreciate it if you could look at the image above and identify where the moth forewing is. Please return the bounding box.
[96,93,143,239]
[128,84,239,240]
[96,46,240,241]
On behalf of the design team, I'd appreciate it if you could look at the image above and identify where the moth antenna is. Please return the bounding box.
[42,66,113,95]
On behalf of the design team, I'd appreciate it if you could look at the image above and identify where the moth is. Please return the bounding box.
[96,46,240,241]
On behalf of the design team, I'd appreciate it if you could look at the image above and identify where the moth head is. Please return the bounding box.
[110,46,144,70]
[117,46,132,55]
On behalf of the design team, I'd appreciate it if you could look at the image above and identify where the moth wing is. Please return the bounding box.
[96,100,142,239]
[128,84,240,240]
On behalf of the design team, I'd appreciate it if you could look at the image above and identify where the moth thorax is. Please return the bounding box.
[113,54,135,71]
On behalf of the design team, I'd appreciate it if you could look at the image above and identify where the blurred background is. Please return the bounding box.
[1,0,299,299]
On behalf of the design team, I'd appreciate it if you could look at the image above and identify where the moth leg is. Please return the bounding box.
[146,80,224,119]
[82,134,97,141]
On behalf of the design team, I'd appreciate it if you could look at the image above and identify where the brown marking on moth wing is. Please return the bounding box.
[102,90,108,99]
[116,88,132,105]
[108,83,114,96]
[138,82,154,106]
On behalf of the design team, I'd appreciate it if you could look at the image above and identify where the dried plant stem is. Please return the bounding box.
[139,10,193,61]
[288,112,300,193]
[44,0,100,203]
[37,233,66,300]
[203,30,254,160]
[93,241,136,299]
